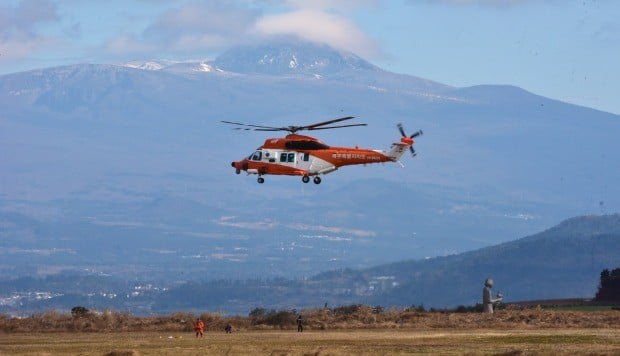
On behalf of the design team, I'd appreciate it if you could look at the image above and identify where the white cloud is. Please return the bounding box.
[411,0,530,6]
[215,216,279,230]
[101,0,378,58]
[104,1,259,57]
[144,2,258,47]
[104,34,156,55]
[279,0,379,11]
[254,9,378,57]
[0,0,60,60]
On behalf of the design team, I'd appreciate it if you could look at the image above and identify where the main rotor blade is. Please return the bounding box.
[397,123,407,137]
[306,123,368,131]
[221,120,284,130]
[232,127,286,131]
[222,117,364,134]
[303,116,355,129]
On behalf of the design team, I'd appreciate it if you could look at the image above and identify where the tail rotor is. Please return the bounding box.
[397,123,423,157]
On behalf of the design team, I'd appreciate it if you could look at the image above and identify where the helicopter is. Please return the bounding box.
[223,117,422,184]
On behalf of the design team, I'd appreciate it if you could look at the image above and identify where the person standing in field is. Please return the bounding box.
[296,315,303,332]
[195,318,205,338]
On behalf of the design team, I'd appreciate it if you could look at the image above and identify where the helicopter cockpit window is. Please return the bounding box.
[280,153,287,162]
[287,153,295,162]
[251,151,262,161]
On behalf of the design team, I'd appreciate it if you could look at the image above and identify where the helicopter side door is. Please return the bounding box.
[296,151,334,174]
[295,152,312,171]
[278,151,297,167]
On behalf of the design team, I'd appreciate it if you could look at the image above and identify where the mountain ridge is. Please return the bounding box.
[2,213,618,315]
[356,214,620,306]
[154,214,620,313]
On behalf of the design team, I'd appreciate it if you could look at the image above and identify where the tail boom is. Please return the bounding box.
[384,137,414,161]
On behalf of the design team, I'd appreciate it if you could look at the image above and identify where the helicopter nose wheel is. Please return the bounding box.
[302,175,310,183]
[257,177,265,184]
[313,176,321,184]
[235,168,241,174]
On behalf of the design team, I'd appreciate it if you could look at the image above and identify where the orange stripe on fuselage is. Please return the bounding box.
[311,147,392,167]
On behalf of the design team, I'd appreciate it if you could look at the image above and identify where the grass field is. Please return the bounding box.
[1,328,619,355]
[544,305,617,311]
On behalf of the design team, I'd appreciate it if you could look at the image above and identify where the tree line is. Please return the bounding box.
[595,268,620,301]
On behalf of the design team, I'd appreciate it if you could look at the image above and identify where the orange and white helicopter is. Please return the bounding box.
[223,117,422,184]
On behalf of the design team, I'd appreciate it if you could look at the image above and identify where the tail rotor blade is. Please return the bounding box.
[410,130,423,139]
[397,123,407,137]
[409,146,416,157]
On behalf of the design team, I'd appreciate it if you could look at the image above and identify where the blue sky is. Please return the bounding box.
[1,0,618,114]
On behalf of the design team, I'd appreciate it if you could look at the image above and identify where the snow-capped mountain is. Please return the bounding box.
[212,41,378,75]
[123,41,382,77]
[120,40,449,95]
[124,60,175,71]
[211,41,450,94]
[123,60,219,74]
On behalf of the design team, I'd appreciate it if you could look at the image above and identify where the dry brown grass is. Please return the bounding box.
[3,307,612,354]
[1,308,619,333]
[0,328,618,355]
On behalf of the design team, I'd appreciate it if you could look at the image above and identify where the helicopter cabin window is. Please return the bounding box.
[280,152,287,162]
[287,153,295,162]
[303,153,310,161]
[251,151,262,161]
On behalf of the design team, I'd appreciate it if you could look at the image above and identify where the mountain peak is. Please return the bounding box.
[123,60,217,74]
[213,41,378,76]
[544,214,620,238]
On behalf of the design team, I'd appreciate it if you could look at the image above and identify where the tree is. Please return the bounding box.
[594,268,620,301]
[71,306,90,317]
[248,307,266,319]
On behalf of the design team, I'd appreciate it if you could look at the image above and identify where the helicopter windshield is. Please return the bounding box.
[250,151,262,161]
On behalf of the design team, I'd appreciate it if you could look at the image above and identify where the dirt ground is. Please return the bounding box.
[1,328,619,355]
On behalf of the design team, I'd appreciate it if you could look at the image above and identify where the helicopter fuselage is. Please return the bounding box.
[231,134,413,184]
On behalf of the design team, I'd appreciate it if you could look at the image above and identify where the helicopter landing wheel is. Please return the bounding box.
[235,168,241,175]
[302,175,310,183]
[313,176,321,185]
[257,177,265,184]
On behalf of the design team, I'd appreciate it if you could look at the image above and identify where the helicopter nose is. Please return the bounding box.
[232,161,242,174]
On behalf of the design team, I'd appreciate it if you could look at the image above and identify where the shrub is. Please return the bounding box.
[249,307,266,319]
[71,306,90,318]
[332,304,362,316]
[261,310,296,328]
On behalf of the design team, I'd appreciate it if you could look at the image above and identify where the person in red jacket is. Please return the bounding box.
[195,318,205,338]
